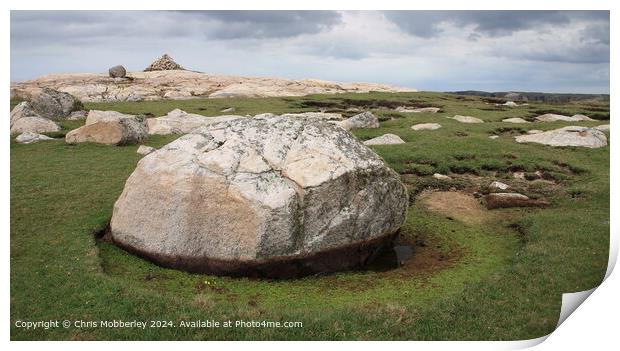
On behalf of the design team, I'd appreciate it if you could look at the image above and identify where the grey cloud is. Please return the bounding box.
[10,10,342,47]
[181,10,342,39]
[384,10,609,38]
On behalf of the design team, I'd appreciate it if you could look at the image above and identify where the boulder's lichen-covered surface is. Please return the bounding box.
[110,115,408,278]
[30,88,83,119]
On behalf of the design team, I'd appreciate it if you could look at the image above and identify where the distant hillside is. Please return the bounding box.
[449,90,610,104]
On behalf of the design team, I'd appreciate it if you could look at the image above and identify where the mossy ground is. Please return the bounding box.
[10,92,609,340]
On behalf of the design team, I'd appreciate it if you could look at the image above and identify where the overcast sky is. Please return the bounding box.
[10,10,610,93]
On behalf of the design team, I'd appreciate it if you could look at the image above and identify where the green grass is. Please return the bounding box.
[10,92,609,340]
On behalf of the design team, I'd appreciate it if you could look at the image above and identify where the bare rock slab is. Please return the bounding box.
[503,118,530,123]
[449,115,484,123]
[515,126,607,148]
[411,123,442,130]
[363,133,405,145]
[110,115,408,278]
[535,114,594,122]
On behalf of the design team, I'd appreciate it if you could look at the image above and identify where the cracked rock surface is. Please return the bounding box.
[110,115,408,276]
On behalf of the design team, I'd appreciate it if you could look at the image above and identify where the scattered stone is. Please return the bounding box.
[433,173,452,181]
[147,109,244,135]
[144,54,184,71]
[396,106,441,113]
[490,181,510,190]
[15,132,54,144]
[489,135,500,139]
[527,130,543,134]
[594,124,610,131]
[503,101,519,107]
[66,116,148,145]
[108,65,127,78]
[31,88,83,119]
[513,172,525,180]
[363,134,405,145]
[515,126,607,148]
[10,116,61,135]
[136,145,156,156]
[220,107,236,113]
[503,117,530,123]
[449,115,484,123]
[337,111,380,131]
[535,113,594,122]
[411,123,442,130]
[110,115,408,278]
[485,193,550,209]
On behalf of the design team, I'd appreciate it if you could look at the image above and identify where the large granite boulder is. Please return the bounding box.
[515,126,607,148]
[109,65,127,78]
[10,116,60,135]
[10,101,40,125]
[66,112,147,145]
[337,111,380,131]
[31,88,83,119]
[110,115,408,278]
[147,109,244,135]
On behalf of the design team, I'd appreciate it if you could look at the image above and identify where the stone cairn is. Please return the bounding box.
[143,54,184,72]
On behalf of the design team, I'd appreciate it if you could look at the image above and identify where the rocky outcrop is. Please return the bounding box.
[144,54,184,71]
[30,88,83,119]
[515,126,607,148]
[363,134,405,145]
[448,115,484,123]
[535,114,594,122]
[337,111,379,131]
[15,132,54,144]
[10,70,416,103]
[411,123,442,130]
[110,115,408,278]
[147,109,244,135]
[66,114,148,145]
[109,65,127,78]
[485,193,550,209]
